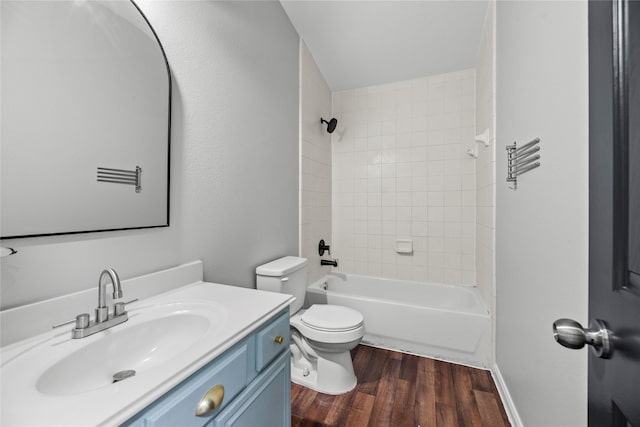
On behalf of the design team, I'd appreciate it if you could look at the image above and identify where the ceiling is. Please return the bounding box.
[280,1,489,92]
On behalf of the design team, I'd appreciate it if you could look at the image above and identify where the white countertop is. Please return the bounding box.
[1,280,294,426]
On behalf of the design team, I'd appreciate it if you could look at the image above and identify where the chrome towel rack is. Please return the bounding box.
[506,138,541,190]
[97,166,141,193]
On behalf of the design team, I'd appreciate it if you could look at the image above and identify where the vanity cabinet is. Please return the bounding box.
[121,309,290,427]
[210,351,289,427]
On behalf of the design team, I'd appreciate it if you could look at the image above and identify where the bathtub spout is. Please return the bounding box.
[321,259,338,267]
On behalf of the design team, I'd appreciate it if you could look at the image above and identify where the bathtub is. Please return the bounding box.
[305,273,492,368]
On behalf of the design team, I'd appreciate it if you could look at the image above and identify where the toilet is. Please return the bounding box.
[256,256,365,395]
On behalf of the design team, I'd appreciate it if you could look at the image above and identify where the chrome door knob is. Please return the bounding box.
[553,318,612,358]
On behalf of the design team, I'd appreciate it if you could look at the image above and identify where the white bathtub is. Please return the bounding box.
[305,273,492,368]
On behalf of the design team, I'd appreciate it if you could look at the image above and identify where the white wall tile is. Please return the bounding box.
[332,70,477,284]
[300,42,332,285]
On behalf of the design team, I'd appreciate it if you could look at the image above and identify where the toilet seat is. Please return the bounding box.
[300,305,364,332]
[291,305,365,344]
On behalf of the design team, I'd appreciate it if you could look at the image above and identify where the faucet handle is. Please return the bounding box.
[114,302,126,317]
[75,313,90,329]
[52,313,90,329]
[114,298,138,317]
[318,239,331,256]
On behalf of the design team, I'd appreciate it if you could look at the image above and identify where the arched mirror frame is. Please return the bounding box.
[0,0,172,239]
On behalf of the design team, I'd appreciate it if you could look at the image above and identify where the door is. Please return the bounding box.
[555,0,640,425]
[588,0,640,425]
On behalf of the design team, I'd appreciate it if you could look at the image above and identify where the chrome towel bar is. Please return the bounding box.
[97,166,141,193]
[506,138,541,190]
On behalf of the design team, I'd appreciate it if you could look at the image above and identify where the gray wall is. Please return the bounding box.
[143,1,300,288]
[495,1,588,426]
[0,1,300,309]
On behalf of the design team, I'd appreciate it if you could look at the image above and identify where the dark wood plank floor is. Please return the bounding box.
[291,345,510,427]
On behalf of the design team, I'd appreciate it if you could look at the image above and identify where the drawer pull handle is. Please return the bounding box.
[274,335,284,344]
[195,384,225,416]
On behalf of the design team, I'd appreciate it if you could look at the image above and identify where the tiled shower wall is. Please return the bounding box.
[475,2,496,312]
[332,71,476,285]
[299,42,333,285]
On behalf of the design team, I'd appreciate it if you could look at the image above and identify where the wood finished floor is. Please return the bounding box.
[291,345,510,427]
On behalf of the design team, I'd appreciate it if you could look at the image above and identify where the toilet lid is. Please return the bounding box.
[300,305,364,332]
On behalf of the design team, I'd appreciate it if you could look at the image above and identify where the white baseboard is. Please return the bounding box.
[491,363,524,427]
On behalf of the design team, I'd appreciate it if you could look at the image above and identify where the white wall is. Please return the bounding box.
[331,72,476,285]
[495,2,588,426]
[0,1,300,310]
[0,231,181,310]
[299,41,333,284]
[280,1,488,91]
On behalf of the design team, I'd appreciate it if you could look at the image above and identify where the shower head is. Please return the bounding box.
[321,117,337,134]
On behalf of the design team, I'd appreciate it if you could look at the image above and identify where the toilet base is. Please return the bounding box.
[290,349,357,395]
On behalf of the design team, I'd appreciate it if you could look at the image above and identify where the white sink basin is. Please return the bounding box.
[2,299,226,402]
[1,279,293,427]
[36,304,214,396]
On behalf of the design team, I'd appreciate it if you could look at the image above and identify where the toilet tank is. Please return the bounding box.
[256,256,308,314]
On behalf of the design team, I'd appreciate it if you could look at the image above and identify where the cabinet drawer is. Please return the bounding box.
[126,343,249,427]
[210,351,291,427]
[255,311,289,371]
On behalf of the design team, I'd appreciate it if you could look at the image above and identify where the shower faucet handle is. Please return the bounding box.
[318,239,331,256]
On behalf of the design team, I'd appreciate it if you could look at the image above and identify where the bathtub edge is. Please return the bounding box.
[307,273,493,367]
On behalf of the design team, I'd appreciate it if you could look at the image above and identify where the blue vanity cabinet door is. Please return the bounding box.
[255,311,290,372]
[121,342,249,427]
[210,351,291,427]
[121,308,290,427]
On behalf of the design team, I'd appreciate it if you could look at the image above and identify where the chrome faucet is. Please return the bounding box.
[96,268,122,323]
[52,267,134,339]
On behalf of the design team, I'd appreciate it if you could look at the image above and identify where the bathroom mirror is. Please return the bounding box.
[0,0,170,238]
